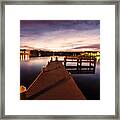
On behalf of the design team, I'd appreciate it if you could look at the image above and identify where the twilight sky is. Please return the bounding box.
[20,20,100,51]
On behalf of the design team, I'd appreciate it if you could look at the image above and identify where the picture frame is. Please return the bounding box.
[0,0,119,119]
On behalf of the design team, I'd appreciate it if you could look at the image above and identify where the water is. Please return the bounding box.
[20,55,100,100]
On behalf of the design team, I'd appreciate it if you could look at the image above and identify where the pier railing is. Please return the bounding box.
[50,56,96,74]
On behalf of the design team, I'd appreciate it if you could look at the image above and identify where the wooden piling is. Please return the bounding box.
[64,57,66,67]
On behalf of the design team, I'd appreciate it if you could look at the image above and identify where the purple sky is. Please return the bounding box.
[20,20,100,51]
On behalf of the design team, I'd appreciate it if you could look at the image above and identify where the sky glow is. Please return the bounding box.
[20,20,100,51]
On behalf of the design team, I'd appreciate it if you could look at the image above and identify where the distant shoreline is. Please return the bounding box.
[20,49,100,57]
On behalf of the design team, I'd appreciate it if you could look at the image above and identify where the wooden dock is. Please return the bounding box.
[50,56,96,74]
[21,61,86,100]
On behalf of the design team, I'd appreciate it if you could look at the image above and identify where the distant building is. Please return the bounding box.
[20,49,30,55]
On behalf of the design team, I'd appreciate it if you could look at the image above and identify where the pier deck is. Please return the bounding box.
[21,61,86,100]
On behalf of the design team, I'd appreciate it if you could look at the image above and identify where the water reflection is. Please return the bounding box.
[20,56,100,100]
[20,55,30,61]
[96,56,100,62]
[20,56,100,82]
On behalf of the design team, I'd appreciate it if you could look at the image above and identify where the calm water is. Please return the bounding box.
[20,56,100,100]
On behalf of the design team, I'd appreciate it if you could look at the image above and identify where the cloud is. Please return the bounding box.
[20,20,100,51]
[20,45,34,50]
[73,44,100,49]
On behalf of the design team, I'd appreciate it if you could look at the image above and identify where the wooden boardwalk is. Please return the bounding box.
[21,61,86,100]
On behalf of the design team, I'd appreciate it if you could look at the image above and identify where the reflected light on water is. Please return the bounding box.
[20,55,30,61]
[96,56,100,62]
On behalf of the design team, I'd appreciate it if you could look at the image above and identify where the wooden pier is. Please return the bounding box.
[21,61,86,100]
[50,56,96,74]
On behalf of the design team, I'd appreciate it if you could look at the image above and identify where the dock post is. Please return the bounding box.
[64,57,66,67]
[89,58,91,71]
[77,58,79,71]
[55,57,58,61]
[80,58,82,72]
[50,57,53,62]
[93,58,96,73]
